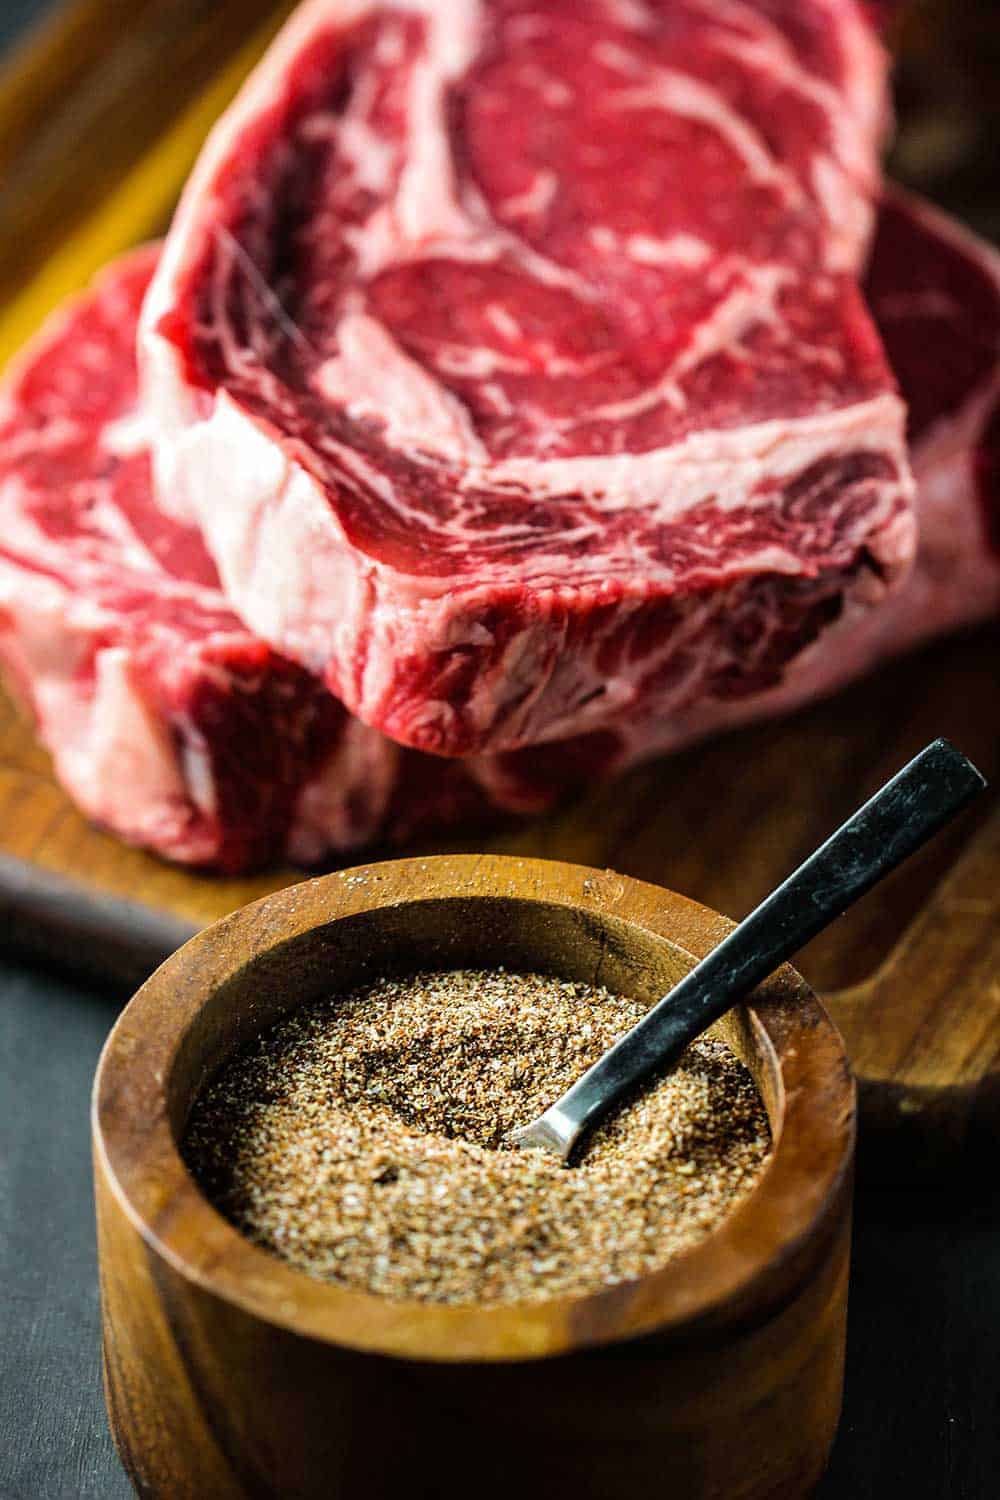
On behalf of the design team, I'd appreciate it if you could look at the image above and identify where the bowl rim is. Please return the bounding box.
[92,853,855,1364]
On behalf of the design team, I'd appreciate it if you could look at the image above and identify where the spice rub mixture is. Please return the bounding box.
[183,970,771,1305]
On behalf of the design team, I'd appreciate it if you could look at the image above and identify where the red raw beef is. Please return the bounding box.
[141,0,914,758]
[0,191,995,873]
[0,249,555,871]
[589,188,1000,766]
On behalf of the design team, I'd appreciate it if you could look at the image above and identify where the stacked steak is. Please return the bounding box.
[0,250,568,870]
[1,0,997,871]
[142,0,912,758]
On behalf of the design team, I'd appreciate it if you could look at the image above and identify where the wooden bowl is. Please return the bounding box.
[93,854,855,1500]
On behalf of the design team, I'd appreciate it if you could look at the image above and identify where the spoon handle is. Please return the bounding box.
[517,738,986,1161]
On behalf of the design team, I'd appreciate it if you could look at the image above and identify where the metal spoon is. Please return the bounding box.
[514,737,987,1163]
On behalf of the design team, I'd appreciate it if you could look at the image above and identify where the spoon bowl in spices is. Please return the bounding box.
[514,737,986,1163]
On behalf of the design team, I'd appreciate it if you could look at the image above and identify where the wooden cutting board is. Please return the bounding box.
[2,0,998,1175]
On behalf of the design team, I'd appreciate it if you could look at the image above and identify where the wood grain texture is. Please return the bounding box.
[93,856,855,1500]
[0,0,997,1168]
[0,0,297,365]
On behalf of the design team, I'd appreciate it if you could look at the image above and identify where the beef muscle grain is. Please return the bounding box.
[0,250,558,871]
[609,188,1000,762]
[141,0,914,757]
[0,193,995,871]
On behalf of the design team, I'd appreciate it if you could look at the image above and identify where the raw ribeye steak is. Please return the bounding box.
[142,0,914,758]
[1,195,994,875]
[780,189,1000,694]
[0,249,559,872]
[596,187,1000,765]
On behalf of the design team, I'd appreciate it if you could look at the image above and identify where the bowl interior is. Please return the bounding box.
[168,894,783,1143]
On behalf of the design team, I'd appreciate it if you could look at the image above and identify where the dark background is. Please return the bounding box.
[0,1,54,50]
[3,2,1000,1496]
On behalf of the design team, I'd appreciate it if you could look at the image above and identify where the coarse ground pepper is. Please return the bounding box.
[183,969,771,1305]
